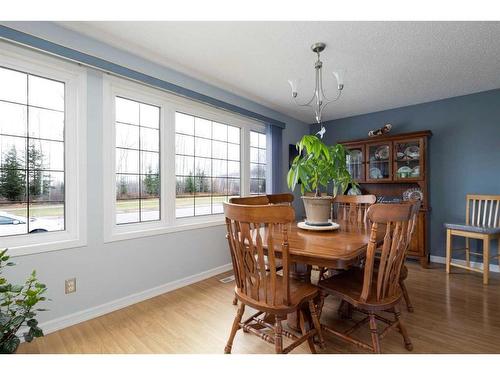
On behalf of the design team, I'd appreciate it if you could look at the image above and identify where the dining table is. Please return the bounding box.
[261,219,385,272]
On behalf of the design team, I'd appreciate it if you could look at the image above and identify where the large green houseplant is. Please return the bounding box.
[0,249,47,354]
[287,134,355,225]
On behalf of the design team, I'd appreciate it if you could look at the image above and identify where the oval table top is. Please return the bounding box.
[260,220,385,269]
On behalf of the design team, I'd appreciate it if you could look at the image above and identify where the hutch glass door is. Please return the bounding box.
[393,138,424,181]
[366,142,392,181]
[345,145,365,182]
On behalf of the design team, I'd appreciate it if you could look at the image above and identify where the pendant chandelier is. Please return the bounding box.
[288,42,345,126]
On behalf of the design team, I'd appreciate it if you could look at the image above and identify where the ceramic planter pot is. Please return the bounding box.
[302,195,333,225]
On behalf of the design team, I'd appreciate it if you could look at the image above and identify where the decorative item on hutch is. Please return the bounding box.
[403,187,424,201]
[368,123,392,137]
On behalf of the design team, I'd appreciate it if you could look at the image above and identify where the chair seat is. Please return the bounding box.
[318,267,401,311]
[235,275,318,315]
[444,223,500,235]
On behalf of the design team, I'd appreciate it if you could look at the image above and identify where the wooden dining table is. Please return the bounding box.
[261,219,385,272]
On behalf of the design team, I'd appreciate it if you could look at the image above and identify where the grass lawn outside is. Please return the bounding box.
[0,195,236,218]
[0,203,64,218]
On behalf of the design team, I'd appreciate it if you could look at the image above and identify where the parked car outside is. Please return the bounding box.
[0,211,63,236]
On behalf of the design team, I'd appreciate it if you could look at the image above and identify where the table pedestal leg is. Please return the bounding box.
[338,300,353,319]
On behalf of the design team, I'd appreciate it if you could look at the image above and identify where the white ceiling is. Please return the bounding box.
[59,21,500,123]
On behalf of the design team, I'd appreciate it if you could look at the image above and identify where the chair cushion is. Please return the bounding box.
[444,223,500,235]
[318,267,401,310]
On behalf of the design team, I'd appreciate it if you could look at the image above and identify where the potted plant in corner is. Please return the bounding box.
[0,249,47,354]
[287,134,355,225]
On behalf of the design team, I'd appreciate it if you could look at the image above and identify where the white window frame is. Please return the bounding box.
[103,76,267,242]
[0,42,87,256]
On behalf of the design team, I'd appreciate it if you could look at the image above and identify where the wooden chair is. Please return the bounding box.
[318,203,414,353]
[228,194,294,305]
[223,202,324,354]
[229,193,294,206]
[320,194,377,282]
[332,194,377,224]
[336,200,420,318]
[229,195,270,205]
[445,194,500,285]
[397,200,421,312]
[266,193,294,205]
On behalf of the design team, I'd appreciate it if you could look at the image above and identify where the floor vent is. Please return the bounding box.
[219,275,235,283]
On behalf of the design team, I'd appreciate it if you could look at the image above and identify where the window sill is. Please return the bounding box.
[4,231,87,257]
[104,216,226,243]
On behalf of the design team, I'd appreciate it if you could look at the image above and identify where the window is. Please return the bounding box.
[115,97,161,224]
[0,66,66,237]
[103,76,268,241]
[0,42,86,256]
[175,112,240,218]
[250,131,267,194]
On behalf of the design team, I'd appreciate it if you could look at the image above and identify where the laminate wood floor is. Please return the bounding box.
[18,262,500,354]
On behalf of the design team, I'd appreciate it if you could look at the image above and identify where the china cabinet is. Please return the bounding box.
[341,130,432,266]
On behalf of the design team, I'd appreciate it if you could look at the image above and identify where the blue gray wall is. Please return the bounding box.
[312,89,500,262]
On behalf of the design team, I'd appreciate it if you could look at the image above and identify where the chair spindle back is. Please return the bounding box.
[466,194,500,228]
[406,199,421,241]
[224,203,295,307]
[361,203,413,303]
[333,194,377,224]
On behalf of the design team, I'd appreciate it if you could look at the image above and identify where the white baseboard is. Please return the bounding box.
[430,255,499,273]
[31,263,233,337]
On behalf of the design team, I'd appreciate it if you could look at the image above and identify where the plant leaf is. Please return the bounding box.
[11,315,24,327]
[10,285,23,293]
[24,332,34,343]
[30,326,44,338]
[27,318,38,328]
[0,336,20,354]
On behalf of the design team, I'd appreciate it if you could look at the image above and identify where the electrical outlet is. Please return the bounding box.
[65,278,76,294]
